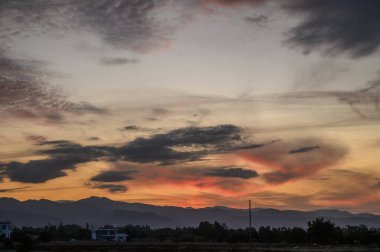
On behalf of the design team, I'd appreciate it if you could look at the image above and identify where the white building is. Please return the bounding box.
[91,227,127,242]
[0,221,12,239]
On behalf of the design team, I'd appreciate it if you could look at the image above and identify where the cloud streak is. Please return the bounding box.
[204,167,258,179]
[90,170,137,182]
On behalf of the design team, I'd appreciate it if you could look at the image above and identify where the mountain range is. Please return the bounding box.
[1,196,379,228]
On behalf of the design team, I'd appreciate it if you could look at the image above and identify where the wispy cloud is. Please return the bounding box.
[238,138,347,184]
[100,57,139,66]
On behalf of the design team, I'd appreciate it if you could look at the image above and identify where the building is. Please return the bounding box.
[0,221,12,239]
[91,227,127,242]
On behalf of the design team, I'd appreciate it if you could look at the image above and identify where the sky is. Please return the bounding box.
[0,0,380,213]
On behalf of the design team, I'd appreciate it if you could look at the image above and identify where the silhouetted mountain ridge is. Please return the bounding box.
[1,196,379,228]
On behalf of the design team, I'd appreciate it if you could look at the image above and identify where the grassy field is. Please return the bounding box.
[32,242,380,252]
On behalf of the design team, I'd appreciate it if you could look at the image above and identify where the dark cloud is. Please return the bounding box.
[90,170,136,182]
[289,145,320,154]
[284,0,380,58]
[89,183,128,193]
[0,141,116,183]
[100,57,138,66]
[1,158,81,183]
[123,125,140,131]
[238,138,347,184]
[118,124,248,164]
[0,186,29,193]
[36,140,115,159]
[87,137,101,141]
[0,125,264,183]
[204,167,258,179]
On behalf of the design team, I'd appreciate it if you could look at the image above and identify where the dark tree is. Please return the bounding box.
[307,218,336,244]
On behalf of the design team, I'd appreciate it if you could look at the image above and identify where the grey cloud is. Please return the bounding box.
[0,51,108,122]
[90,170,136,182]
[1,158,81,183]
[36,140,115,161]
[0,140,116,183]
[89,183,128,193]
[100,57,138,66]
[284,0,380,58]
[70,102,108,115]
[289,145,320,154]
[0,0,171,53]
[244,14,268,27]
[0,51,67,122]
[118,124,248,164]
[205,167,258,179]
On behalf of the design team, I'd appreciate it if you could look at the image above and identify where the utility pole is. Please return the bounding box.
[249,200,252,251]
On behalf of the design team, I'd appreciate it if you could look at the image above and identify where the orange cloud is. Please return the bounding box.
[237,138,347,184]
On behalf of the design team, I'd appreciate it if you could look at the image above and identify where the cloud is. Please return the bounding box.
[281,75,380,120]
[336,80,380,119]
[1,158,82,183]
[0,125,263,183]
[0,0,172,53]
[244,14,268,27]
[0,51,108,123]
[204,167,258,179]
[312,169,380,209]
[0,51,67,122]
[0,140,116,183]
[24,134,47,144]
[284,0,380,57]
[100,57,138,66]
[0,186,29,193]
[87,137,101,141]
[200,0,267,7]
[70,102,108,115]
[122,125,140,131]
[90,170,136,182]
[238,138,347,184]
[289,145,320,154]
[88,183,128,193]
[118,124,254,164]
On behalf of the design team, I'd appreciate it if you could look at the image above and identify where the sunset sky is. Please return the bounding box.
[1,0,380,213]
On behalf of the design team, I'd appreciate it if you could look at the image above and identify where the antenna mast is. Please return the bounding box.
[249,199,252,250]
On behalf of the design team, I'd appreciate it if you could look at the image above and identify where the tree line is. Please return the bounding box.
[1,218,380,251]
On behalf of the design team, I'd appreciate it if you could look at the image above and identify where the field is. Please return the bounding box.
[30,242,380,252]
